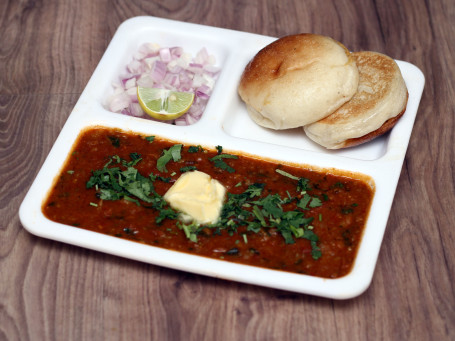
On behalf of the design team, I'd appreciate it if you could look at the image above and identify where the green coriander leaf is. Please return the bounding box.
[156,207,179,224]
[149,172,171,183]
[129,153,142,164]
[311,241,322,260]
[123,196,140,206]
[111,155,121,164]
[256,194,283,219]
[302,229,319,242]
[334,182,344,188]
[177,222,199,242]
[281,230,295,244]
[210,154,238,161]
[180,166,197,173]
[252,205,266,226]
[157,144,183,172]
[188,145,203,153]
[212,159,235,173]
[108,136,120,148]
[297,177,311,192]
[309,196,322,208]
[275,168,299,180]
[297,194,312,210]
[342,207,354,214]
[145,136,155,143]
[245,183,264,198]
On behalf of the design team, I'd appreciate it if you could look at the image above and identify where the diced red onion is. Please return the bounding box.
[126,87,138,101]
[127,60,143,74]
[109,91,130,112]
[196,84,211,99]
[195,47,209,64]
[106,43,221,125]
[129,102,145,117]
[159,48,172,63]
[150,60,167,82]
[136,74,155,88]
[170,46,183,58]
[144,56,159,69]
[124,77,136,89]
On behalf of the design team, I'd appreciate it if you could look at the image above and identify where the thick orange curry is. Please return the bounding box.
[43,127,374,278]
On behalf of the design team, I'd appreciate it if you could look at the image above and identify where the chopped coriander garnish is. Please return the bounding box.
[209,153,238,173]
[188,145,203,153]
[215,145,223,154]
[276,168,300,180]
[177,222,198,242]
[67,170,74,174]
[297,177,311,192]
[108,136,120,148]
[210,154,238,161]
[342,207,354,214]
[145,136,155,143]
[334,182,344,188]
[86,154,178,224]
[309,196,322,208]
[129,153,142,165]
[89,202,98,207]
[157,144,182,172]
[180,166,197,173]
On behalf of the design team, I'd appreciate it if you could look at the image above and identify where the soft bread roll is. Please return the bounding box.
[304,51,408,149]
[238,34,359,129]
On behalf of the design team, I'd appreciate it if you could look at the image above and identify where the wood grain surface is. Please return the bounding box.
[1,0,454,340]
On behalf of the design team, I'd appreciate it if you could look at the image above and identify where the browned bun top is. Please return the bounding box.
[238,34,359,129]
[304,51,409,149]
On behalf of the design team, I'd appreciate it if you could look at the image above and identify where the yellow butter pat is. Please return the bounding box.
[163,171,226,224]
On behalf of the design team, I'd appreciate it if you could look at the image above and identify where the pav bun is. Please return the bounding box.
[304,51,408,149]
[238,34,359,129]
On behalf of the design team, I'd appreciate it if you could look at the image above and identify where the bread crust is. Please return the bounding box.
[339,95,408,148]
[304,51,409,149]
[238,34,359,129]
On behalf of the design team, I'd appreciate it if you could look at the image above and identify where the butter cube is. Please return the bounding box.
[163,171,226,224]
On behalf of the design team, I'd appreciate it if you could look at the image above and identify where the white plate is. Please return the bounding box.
[19,16,425,299]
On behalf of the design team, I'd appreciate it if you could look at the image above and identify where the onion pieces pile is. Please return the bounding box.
[106,43,221,125]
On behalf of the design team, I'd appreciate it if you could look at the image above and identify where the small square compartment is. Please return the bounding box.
[93,18,231,125]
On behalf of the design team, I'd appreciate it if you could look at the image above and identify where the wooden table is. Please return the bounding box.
[1,0,454,340]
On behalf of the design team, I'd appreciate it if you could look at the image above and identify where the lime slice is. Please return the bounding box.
[137,87,195,120]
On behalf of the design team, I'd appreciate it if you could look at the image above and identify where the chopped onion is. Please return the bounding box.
[108,91,130,112]
[106,43,220,125]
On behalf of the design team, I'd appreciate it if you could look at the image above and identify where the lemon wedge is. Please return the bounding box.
[137,87,195,120]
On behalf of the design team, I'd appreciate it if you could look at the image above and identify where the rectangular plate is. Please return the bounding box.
[19,16,425,299]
